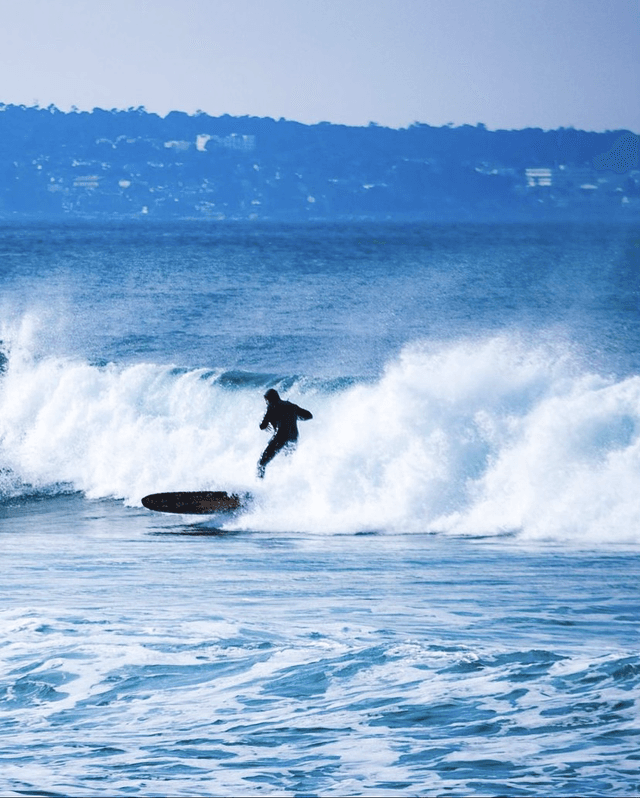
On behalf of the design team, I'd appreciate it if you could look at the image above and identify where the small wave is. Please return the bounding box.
[0,467,76,504]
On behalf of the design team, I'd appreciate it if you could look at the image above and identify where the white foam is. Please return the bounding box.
[1,324,639,544]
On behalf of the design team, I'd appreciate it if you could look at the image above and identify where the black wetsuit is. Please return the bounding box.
[258,398,312,477]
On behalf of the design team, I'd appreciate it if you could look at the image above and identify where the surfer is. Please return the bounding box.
[257,388,312,478]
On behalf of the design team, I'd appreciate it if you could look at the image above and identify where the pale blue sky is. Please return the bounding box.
[1,0,638,131]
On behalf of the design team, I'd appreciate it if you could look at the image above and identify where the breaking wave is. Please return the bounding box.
[1,318,639,543]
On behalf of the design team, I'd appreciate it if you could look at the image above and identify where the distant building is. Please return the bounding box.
[525,168,552,187]
[73,175,100,189]
[164,140,191,151]
[196,133,256,153]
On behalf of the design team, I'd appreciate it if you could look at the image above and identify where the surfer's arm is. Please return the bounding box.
[296,406,313,421]
[260,409,274,430]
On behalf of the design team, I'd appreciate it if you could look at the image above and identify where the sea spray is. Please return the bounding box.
[243,336,640,541]
[1,331,639,542]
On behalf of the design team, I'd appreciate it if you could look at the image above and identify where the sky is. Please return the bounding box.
[1,0,638,132]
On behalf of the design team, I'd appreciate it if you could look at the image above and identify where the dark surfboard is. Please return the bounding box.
[141,491,244,514]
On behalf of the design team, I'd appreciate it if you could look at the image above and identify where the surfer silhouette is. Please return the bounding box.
[257,388,312,478]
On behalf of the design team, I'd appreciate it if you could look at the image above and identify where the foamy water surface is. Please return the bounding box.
[1,221,639,795]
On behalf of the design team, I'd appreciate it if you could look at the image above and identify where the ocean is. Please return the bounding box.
[1,220,639,796]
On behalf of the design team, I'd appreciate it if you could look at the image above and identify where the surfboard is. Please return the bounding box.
[141,491,244,514]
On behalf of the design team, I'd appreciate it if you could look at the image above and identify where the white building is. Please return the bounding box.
[525,168,552,187]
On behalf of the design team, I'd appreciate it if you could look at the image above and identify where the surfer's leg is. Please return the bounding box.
[257,437,283,478]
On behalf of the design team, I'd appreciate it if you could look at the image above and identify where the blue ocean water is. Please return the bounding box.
[0,220,639,796]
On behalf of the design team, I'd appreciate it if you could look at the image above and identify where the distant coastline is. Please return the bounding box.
[1,104,638,222]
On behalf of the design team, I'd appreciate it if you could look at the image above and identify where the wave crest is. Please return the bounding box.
[1,332,639,543]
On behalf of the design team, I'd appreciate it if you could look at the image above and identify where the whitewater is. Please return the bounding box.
[0,221,639,796]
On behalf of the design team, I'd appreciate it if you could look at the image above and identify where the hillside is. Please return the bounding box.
[1,104,638,221]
